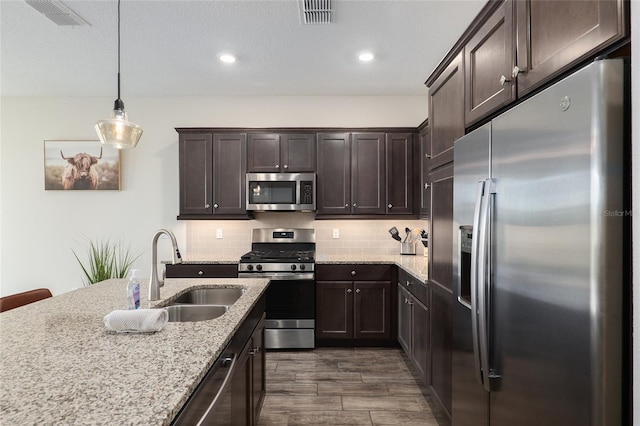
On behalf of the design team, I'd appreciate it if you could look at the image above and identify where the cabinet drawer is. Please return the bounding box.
[165,264,238,278]
[398,269,429,307]
[316,264,392,281]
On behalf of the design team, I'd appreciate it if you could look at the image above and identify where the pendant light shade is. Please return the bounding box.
[95,0,142,149]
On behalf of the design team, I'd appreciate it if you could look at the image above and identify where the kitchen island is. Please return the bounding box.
[0,277,269,425]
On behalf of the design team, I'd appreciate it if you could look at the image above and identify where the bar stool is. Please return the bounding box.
[0,288,53,313]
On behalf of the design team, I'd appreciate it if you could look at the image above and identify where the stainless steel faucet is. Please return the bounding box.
[149,229,182,301]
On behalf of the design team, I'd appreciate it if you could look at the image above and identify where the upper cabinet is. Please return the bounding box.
[428,51,465,170]
[464,0,515,126]
[351,132,386,215]
[385,132,415,215]
[177,130,249,219]
[247,133,316,173]
[463,0,628,126]
[418,121,430,218]
[514,0,627,96]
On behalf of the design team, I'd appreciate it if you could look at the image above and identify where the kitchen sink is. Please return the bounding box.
[170,287,245,306]
[165,305,229,322]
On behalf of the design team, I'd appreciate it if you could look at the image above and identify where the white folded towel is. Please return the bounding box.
[103,309,168,333]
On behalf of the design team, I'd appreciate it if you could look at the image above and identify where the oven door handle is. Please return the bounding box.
[237,272,315,280]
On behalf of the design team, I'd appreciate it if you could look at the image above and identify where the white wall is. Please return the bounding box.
[0,95,427,296]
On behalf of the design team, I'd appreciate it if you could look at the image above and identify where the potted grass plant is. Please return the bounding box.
[73,238,141,286]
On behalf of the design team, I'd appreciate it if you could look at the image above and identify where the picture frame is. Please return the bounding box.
[44,140,121,191]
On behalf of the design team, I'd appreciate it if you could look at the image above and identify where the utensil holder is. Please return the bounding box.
[400,241,416,255]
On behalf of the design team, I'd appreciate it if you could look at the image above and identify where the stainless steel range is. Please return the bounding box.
[238,228,315,349]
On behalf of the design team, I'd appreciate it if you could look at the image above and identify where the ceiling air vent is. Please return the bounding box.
[299,0,333,25]
[25,0,90,26]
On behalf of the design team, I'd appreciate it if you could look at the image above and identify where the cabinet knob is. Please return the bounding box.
[352,203,357,207]
[351,270,356,276]
[388,204,393,209]
[499,75,511,86]
[425,153,432,159]
[205,203,211,208]
[198,270,204,276]
[213,203,219,208]
[405,298,410,304]
[347,288,352,294]
[424,183,430,190]
[355,288,361,294]
[275,164,279,169]
[512,65,524,78]
[406,280,411,286]
[345,203,349,208]
[283,164,289,169]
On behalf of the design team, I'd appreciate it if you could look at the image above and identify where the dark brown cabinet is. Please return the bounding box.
[397,269,430,386]
[250,316,266,425]
[316,132,385,216]
[178,132,212,216]
[418,121,430,218]
[177,130,248,219]
[464,0,627,125]
[428,52,465,170]
[515,0,627,97]
[165,263,238,279]
[430,286,452,417]
[385,133,414,215]
[247,133,316,173]
[464,0,515,126]
[316,264,394,345]
[428,163,454,293]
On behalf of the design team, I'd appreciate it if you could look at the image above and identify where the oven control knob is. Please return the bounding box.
[299,264,306,270]
[256,264,263,271]
[247,264,254,271]
[291,264,297,271]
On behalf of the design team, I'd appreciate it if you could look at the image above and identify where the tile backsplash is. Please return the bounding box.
[185,213,428,260]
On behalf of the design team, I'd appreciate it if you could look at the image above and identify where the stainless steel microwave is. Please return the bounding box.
[246,173,316,211]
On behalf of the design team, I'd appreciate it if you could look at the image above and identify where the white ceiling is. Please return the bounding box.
[0,0,485,97]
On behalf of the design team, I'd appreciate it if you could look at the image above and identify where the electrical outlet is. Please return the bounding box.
[216,228,223,239]
[332,228,340,239]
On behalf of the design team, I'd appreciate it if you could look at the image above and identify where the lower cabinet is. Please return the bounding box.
[316,264,395,345]
[234,315,266,425]
[397,270,430,386]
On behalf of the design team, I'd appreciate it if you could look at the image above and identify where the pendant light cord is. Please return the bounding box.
[117,0,121,102]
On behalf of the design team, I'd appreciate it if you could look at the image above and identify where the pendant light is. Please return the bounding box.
[95,0,142,149]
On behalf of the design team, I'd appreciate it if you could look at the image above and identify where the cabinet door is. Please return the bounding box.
[165,264,238,279]
[397,284,412,354]
[213,133,247,215]
[316,281,353,339]
[419,124,431,218]
[316,133,351,215]
[351,133,385,215]
[178,133,213,216]
[428,52,465,170]
[465,0,515,126]
[247,133,280,173]
[250,318,266,425]
[412,296,430,386]
[354,281,391,339]
[515,0,626,96]
[385,133,414,215]
[429,163,454,292]
[431,287,452,417]
[231,339,251,426]
[281,133,316,172]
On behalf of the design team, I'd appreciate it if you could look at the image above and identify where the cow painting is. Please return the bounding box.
[60,148,102,190]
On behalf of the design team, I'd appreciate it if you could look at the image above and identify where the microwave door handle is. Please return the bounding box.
[471,180,485,387]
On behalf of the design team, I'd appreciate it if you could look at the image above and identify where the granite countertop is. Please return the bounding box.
[316,254,429,283]
[177,254,428,283]
[0,277,269,425]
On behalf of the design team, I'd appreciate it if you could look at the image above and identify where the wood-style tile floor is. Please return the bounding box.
[258,347,449,426]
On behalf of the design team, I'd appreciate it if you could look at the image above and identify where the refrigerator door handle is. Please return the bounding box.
[478,178,499,392]
[470,180,485,386]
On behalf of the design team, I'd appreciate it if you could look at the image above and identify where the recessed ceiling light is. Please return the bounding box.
[358,52,374,62]
[219,54,236,63]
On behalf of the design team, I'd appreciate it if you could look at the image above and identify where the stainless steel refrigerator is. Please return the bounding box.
[452,59,628,426]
